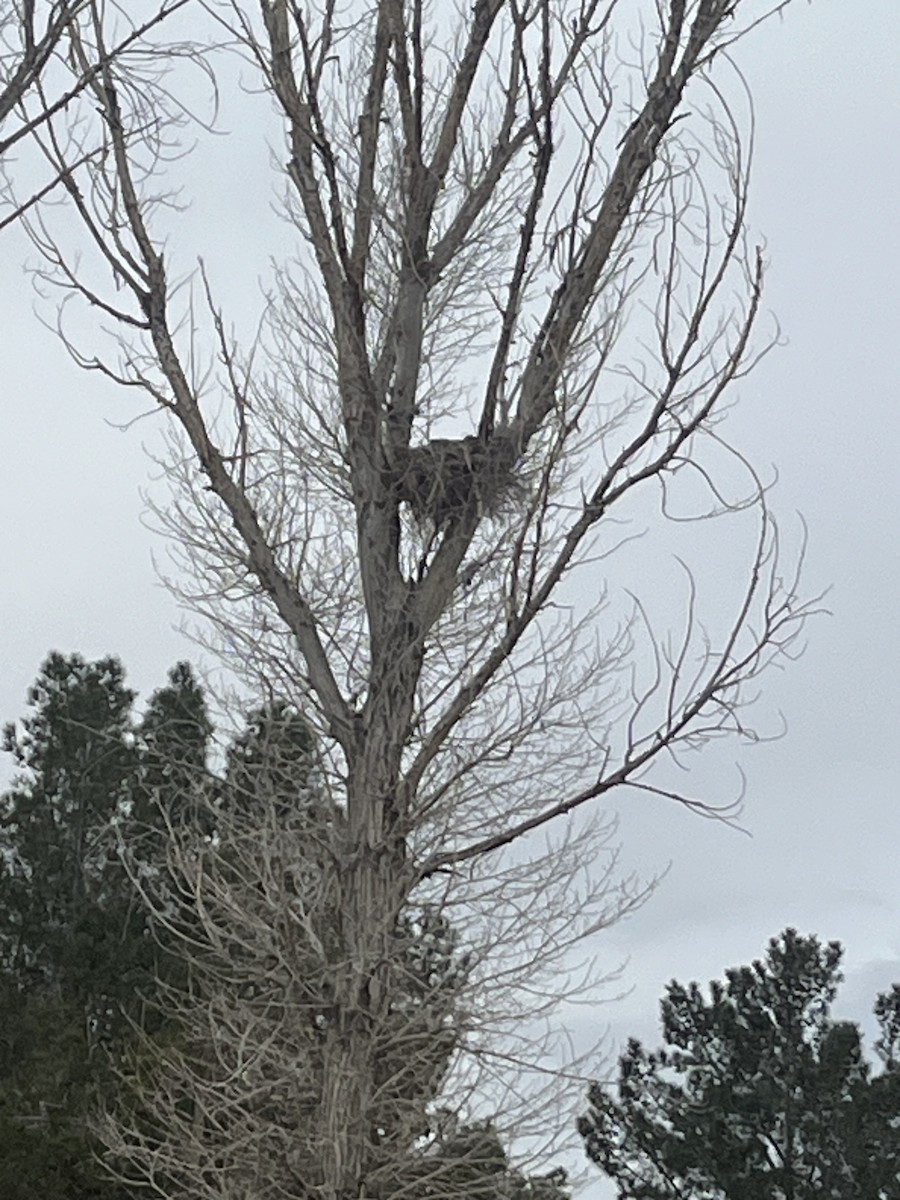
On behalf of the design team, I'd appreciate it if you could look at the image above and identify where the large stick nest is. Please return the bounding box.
[391,433,523,526]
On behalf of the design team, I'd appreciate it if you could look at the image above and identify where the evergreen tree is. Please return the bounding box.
[133,660,213,826]
[579,929,900,1199]
[225,699,316,810]
[0,653,137,996]
[0,654,211,1199]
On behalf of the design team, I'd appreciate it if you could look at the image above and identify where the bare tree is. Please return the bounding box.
[11,1,815,1196]
[100,704,574,1198]
[0,0,185,232]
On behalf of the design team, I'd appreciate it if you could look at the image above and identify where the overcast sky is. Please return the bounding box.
[1,3,898,1195]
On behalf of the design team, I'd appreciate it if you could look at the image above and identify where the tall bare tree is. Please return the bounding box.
[101,702,573,1198]
[10,1,814,1196]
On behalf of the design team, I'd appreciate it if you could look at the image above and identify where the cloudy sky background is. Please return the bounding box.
[1,2,898,1194]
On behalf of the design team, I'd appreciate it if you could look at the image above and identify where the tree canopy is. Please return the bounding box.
[0,653,212,1199]
[579,929,900,1199]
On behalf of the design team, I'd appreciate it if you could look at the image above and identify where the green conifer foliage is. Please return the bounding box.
[0,654,136,991]
[579,929,900,1199]
[0,654,211,1199]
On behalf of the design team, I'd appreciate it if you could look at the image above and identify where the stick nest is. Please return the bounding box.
[392,433,523,525]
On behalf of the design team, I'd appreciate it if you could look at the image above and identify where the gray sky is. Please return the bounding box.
[1,2,899,1195]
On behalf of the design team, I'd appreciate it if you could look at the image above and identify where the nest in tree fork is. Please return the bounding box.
[392,433,522,525]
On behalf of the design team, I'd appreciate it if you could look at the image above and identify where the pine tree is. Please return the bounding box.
[0,654,136,995]
[133,660,213,825]
[579,929,900,1199]
[0,654,212,1199]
